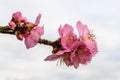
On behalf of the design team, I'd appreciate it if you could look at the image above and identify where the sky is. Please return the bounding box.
[0,0,120,80]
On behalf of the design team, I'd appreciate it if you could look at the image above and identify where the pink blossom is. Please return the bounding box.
[70,21,98,68]
[8,21,16,29]
[11,12,44,49]
[76,21,98,55]
[70,42,92,68]
[45,24,79,68]
[12,11,27,22]
[58,24,77,49]
[24,14,43,49]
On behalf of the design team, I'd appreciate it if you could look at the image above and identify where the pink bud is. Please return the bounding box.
[17,34,23,41]
[15,31,23,41]
[8,21,16,29]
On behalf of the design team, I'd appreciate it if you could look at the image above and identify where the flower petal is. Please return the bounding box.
[85,41,98,56]
[62,24,73,37]
[30,27,44,41]
[56,49,71,55]
[44,55,60,61]
[12,11,27,22]
[73,56,79,69]
[76,21,89,37]
[25,36,37,49]
[35,14,41,25]
[24,27,44,49]
[35,27,44,35]
[58,25,63,36]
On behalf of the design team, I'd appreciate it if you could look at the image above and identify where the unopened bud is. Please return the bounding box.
[15,31,23,41]
[8,21,16,29]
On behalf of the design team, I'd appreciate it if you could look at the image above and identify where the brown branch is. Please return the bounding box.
[38,38,53,46]
[0,26,14,35]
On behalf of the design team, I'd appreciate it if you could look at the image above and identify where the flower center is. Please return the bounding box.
[81,30,95,42]
[76,49,85,56]
[66,33,76,44]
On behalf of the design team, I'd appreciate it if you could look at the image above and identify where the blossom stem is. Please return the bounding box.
[0,26,14,35]
[38,39,53,46]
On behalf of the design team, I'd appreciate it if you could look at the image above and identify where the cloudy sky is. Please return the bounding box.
[0,0,120,80]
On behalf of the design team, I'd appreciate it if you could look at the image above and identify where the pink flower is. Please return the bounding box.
[24,14,44,49]
[8,21,16,29]
[45,24,79,68]
[9,12,44,49]
[76,21,98,55]
[70,42,92,68]
[12,11,27,22]
[70,21,98,68]
[58,24,77,49]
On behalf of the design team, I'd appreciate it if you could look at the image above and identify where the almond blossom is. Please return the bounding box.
[45,24,79,68]
[24,13,44,49]
[76,21,98,55]
[0,11,98,69]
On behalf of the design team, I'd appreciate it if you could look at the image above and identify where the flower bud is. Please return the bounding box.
[8,21,16,29]
[15,31,23,41]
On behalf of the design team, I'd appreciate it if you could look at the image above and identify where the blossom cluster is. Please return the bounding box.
[8,12,44,49]
[45,21,98,68]
[7,11,98,68]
